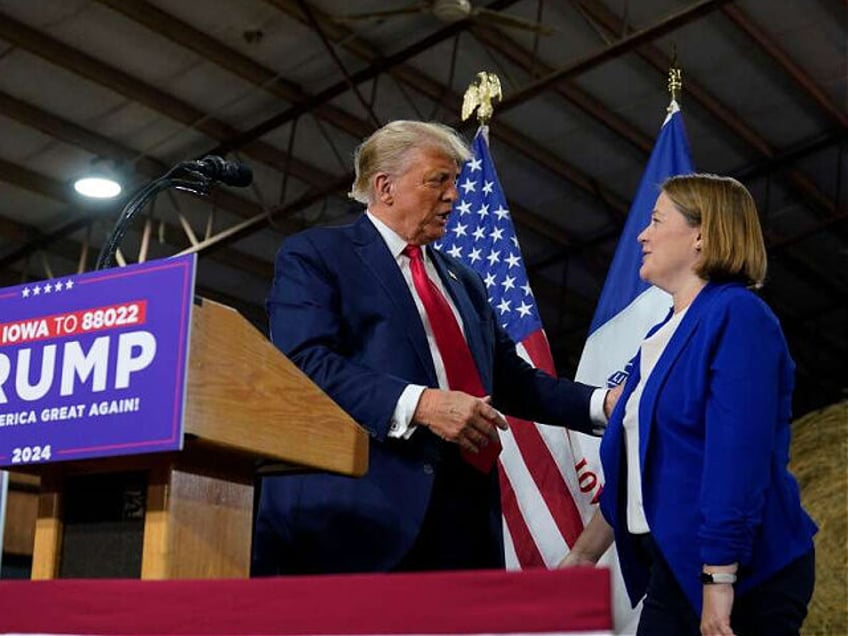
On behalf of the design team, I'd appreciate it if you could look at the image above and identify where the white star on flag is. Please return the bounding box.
[517,301,533,317]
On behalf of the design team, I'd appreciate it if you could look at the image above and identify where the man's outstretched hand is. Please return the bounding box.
[414,389,508,454]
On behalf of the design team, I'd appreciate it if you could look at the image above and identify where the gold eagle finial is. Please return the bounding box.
[461,72,502,125]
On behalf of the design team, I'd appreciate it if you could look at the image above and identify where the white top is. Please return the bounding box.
[365,212,607,439]
[622,306,689,534]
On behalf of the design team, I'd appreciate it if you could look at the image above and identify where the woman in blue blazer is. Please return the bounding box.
[561,174,816,635]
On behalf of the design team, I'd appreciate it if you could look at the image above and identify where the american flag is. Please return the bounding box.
[435,128,595,568]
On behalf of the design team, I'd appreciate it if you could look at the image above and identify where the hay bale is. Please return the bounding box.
[791,401,848,635]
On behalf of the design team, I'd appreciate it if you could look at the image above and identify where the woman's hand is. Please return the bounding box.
[557,550,599,568]
[701,583,735,635]
[555,509,614,569]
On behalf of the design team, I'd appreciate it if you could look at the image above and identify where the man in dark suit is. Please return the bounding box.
[252,120,613,575]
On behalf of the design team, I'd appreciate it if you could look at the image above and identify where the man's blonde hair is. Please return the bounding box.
[662,173,767,288]
[349,121,471,204]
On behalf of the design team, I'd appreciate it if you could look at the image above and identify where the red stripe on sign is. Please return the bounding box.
[0,569,613,634]
[0,300,147,347]
[497,464,545,567]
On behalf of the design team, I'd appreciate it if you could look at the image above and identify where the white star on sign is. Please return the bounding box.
[494,205,510,221]
[460,178,476,194]
[489,227,504,242]
[506,253,521,269]
[468,157,482,172]
[476,204,489,218]
[486,250,501,266]
[456,200,472,215]
[447,245,462,258]
[496,298,512,315]
[484,273,497,288]
[482,180,494,195]
[469,248,482,264]
[452,222,468,237]
[501,275,516,291]
[473,227,486,241]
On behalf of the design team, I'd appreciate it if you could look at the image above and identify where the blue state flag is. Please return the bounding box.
[573,100,694,634]
[576,101,695,389]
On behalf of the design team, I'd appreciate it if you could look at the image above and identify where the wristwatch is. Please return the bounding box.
[700,571,737,584]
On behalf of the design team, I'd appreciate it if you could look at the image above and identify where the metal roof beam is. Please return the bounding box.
[93,0,374,139]
[469,24,654,155]
[0,12,336,186]
[571,0,841,221]
[221,0,521,152]
[720,4,848,130]
[497,0,733,113]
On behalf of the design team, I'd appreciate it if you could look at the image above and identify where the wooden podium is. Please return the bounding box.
[26,298,368,580]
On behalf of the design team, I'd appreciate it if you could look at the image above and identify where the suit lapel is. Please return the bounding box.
[350,215,438,386]
[637,283,722,468]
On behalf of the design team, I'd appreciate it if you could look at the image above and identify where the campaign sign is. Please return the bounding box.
[0,254,196,468]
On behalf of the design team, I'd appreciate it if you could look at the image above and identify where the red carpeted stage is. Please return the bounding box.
[0,568,611,635]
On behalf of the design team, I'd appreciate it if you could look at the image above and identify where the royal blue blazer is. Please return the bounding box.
[256,215,595,573]
[599,281,817,615]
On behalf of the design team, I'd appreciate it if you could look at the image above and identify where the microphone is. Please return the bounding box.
[183,155,253,187]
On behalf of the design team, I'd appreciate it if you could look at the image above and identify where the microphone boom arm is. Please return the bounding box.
[95,157,249,270]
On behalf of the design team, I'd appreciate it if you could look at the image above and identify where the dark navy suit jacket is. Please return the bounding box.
[599,282,817,614]
[254,214,596,573]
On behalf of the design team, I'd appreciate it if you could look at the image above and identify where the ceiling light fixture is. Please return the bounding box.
[73,160,123,199]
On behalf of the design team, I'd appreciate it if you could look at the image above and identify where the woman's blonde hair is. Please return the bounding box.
[349,120,471,204]
[662,173,767,288]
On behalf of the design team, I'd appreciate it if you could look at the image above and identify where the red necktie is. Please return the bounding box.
[404,244,501,472]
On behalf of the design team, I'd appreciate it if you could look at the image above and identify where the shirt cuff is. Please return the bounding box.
[589,388,608,435]
[387,384,427,439]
